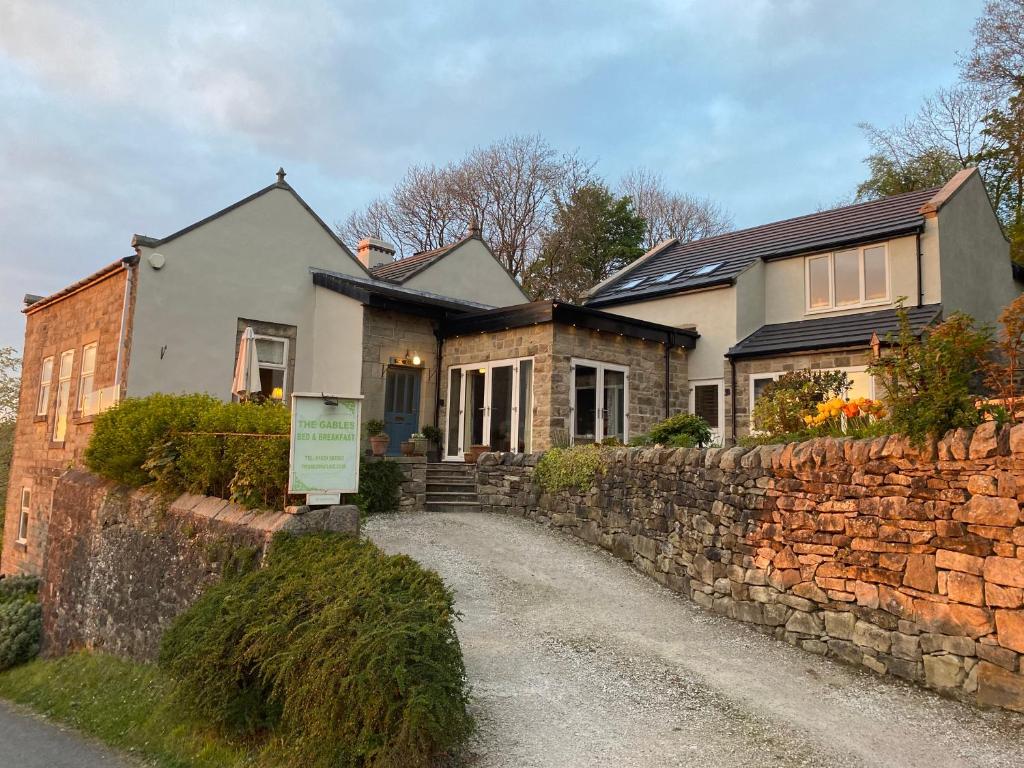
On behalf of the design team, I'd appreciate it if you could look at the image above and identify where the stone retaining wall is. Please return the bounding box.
[41,470,357,662]
[476,422,1024,713]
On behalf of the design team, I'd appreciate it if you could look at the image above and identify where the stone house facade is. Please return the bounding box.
[2,260,134,575]
[587,169,1019,442]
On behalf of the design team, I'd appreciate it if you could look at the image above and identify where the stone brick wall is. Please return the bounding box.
[476,421,1024,713]
[730,347,873,441]
[2,265,134,576]
[361,308,440,430]
[442,322,688,453]
[40,470,357,662]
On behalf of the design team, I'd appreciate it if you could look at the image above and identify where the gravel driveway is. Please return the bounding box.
[365,511,1024,768]
[0,701,135,768]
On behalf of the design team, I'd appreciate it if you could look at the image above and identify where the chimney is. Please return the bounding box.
[467,218,482,239]
[357,237,396,269]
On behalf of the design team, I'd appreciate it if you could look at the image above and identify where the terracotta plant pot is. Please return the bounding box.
[369,434,390,457]
[465,444,490,463]
[400,440,414,456]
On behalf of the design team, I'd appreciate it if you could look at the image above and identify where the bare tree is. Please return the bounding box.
[619,169,733,250]
[962,0,1024,97]
[338,135,594,278]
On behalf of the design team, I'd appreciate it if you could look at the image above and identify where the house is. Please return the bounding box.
[1,170,695,576]
[586,168,1016,441]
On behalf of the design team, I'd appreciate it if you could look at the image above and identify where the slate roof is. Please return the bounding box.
[587,186,941,307]
[370,237,469,282]
[310,267,494,314]
[726,304,942,359]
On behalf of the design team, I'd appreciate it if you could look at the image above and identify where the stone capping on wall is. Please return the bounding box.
[474,421,1024,714]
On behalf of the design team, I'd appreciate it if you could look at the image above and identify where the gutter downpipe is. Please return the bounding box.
[663,341,672,418]
[113,255,139,399]
[915,230,923,308]
[730,358,738,446]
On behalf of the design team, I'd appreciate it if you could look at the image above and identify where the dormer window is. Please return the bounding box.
[806,244,888,312]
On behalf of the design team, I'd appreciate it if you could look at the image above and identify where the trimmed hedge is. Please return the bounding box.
[535,444,607,493]
[159,533,473,768]
[0,575,41,672]
[86,395,290,509]
[353,460,405,516]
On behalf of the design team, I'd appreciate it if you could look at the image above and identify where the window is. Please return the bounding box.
[254,335,288,401]
[36,356,53,416]
[52,349,74,442]
[691,261,723,277]
[653,270,681,283]
[806,244,889,312]
[17,488,30,544]
[77,343,97,411]
[570,359,628,445]
[689,379,723,437]
[617,276,645,290]
[749,372,783,422]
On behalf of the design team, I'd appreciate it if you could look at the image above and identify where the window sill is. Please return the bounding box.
[73,411,95,425]
[805,300,891,316]
[33,415,47,423]
[13,541,27,551]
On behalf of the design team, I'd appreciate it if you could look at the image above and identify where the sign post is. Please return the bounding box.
[288,393,363,504]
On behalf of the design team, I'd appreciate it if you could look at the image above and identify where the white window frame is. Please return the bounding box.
[253,334,289,401]
[689,378,725,439]
[77,342,97,412]
[749,366,877,422]
[37,356,54,416]
[805,243,890,314]
[52,349,74,442]
[569,358,630,446]
[17,487,30,544]
[444,357,535,460]
[749,372,784,425]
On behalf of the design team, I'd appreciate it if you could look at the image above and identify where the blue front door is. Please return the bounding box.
[384,366,421,454]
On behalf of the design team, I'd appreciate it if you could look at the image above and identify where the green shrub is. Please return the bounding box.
[353,459,405,516]
[88,394,291,509]
[869,305,992,446]
[752,370,851,436]
[534,444,607,493]
[0,575,41,672]
[86,394,219,486]
[159,533,473,768]
[364,419,386,437]
[646,412,713,448]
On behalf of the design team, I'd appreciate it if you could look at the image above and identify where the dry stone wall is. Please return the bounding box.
[41,470,357,662]
[476,421,1024,713]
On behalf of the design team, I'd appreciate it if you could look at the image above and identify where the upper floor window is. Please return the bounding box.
[37,356,54,416]
[77,342,97,411]
[806,244,888,312]
[52,349,74,442]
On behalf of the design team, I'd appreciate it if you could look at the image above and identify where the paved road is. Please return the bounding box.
[366,512,1024,768]
[0,701,133,767]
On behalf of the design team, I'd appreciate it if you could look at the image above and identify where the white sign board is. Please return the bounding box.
[288,393,362,495]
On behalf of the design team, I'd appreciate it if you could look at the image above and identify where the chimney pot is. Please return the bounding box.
[358,237,397,269]
[467,218,482,238]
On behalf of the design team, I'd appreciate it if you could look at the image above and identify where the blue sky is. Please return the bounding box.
[0,0,981,351]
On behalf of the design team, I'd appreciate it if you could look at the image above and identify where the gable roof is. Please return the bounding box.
[370,236,471,282]
[132,172,364,271]
[726,304,942,359]
[587,181,963,308]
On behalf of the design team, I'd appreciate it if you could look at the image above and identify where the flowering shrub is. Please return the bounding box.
[803,397,886,435]
[752,370,852,436]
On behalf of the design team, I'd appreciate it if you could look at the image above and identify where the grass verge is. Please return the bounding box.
[0,651,256,768]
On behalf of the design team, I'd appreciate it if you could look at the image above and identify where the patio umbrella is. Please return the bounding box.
[232,326,262,400]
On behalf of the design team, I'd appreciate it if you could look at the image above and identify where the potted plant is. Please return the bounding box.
[464,444,490,463]
[400,439,415,456]
[421,425,443,461]
[366,419,389,457]
[410,432,429,456]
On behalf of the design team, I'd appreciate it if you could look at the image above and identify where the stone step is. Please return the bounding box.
[426,486,477,496]
[425,491,479,502]
[426,473,478,482]
[425,501,481,513]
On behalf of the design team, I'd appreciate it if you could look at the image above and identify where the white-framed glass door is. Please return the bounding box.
[570,358,629,445]
[444,358,534,459]
[689,378,724,442]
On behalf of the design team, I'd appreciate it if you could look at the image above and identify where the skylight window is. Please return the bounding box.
[652,270,681,283]
[690,261,723,277]
[617,276,645,290]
